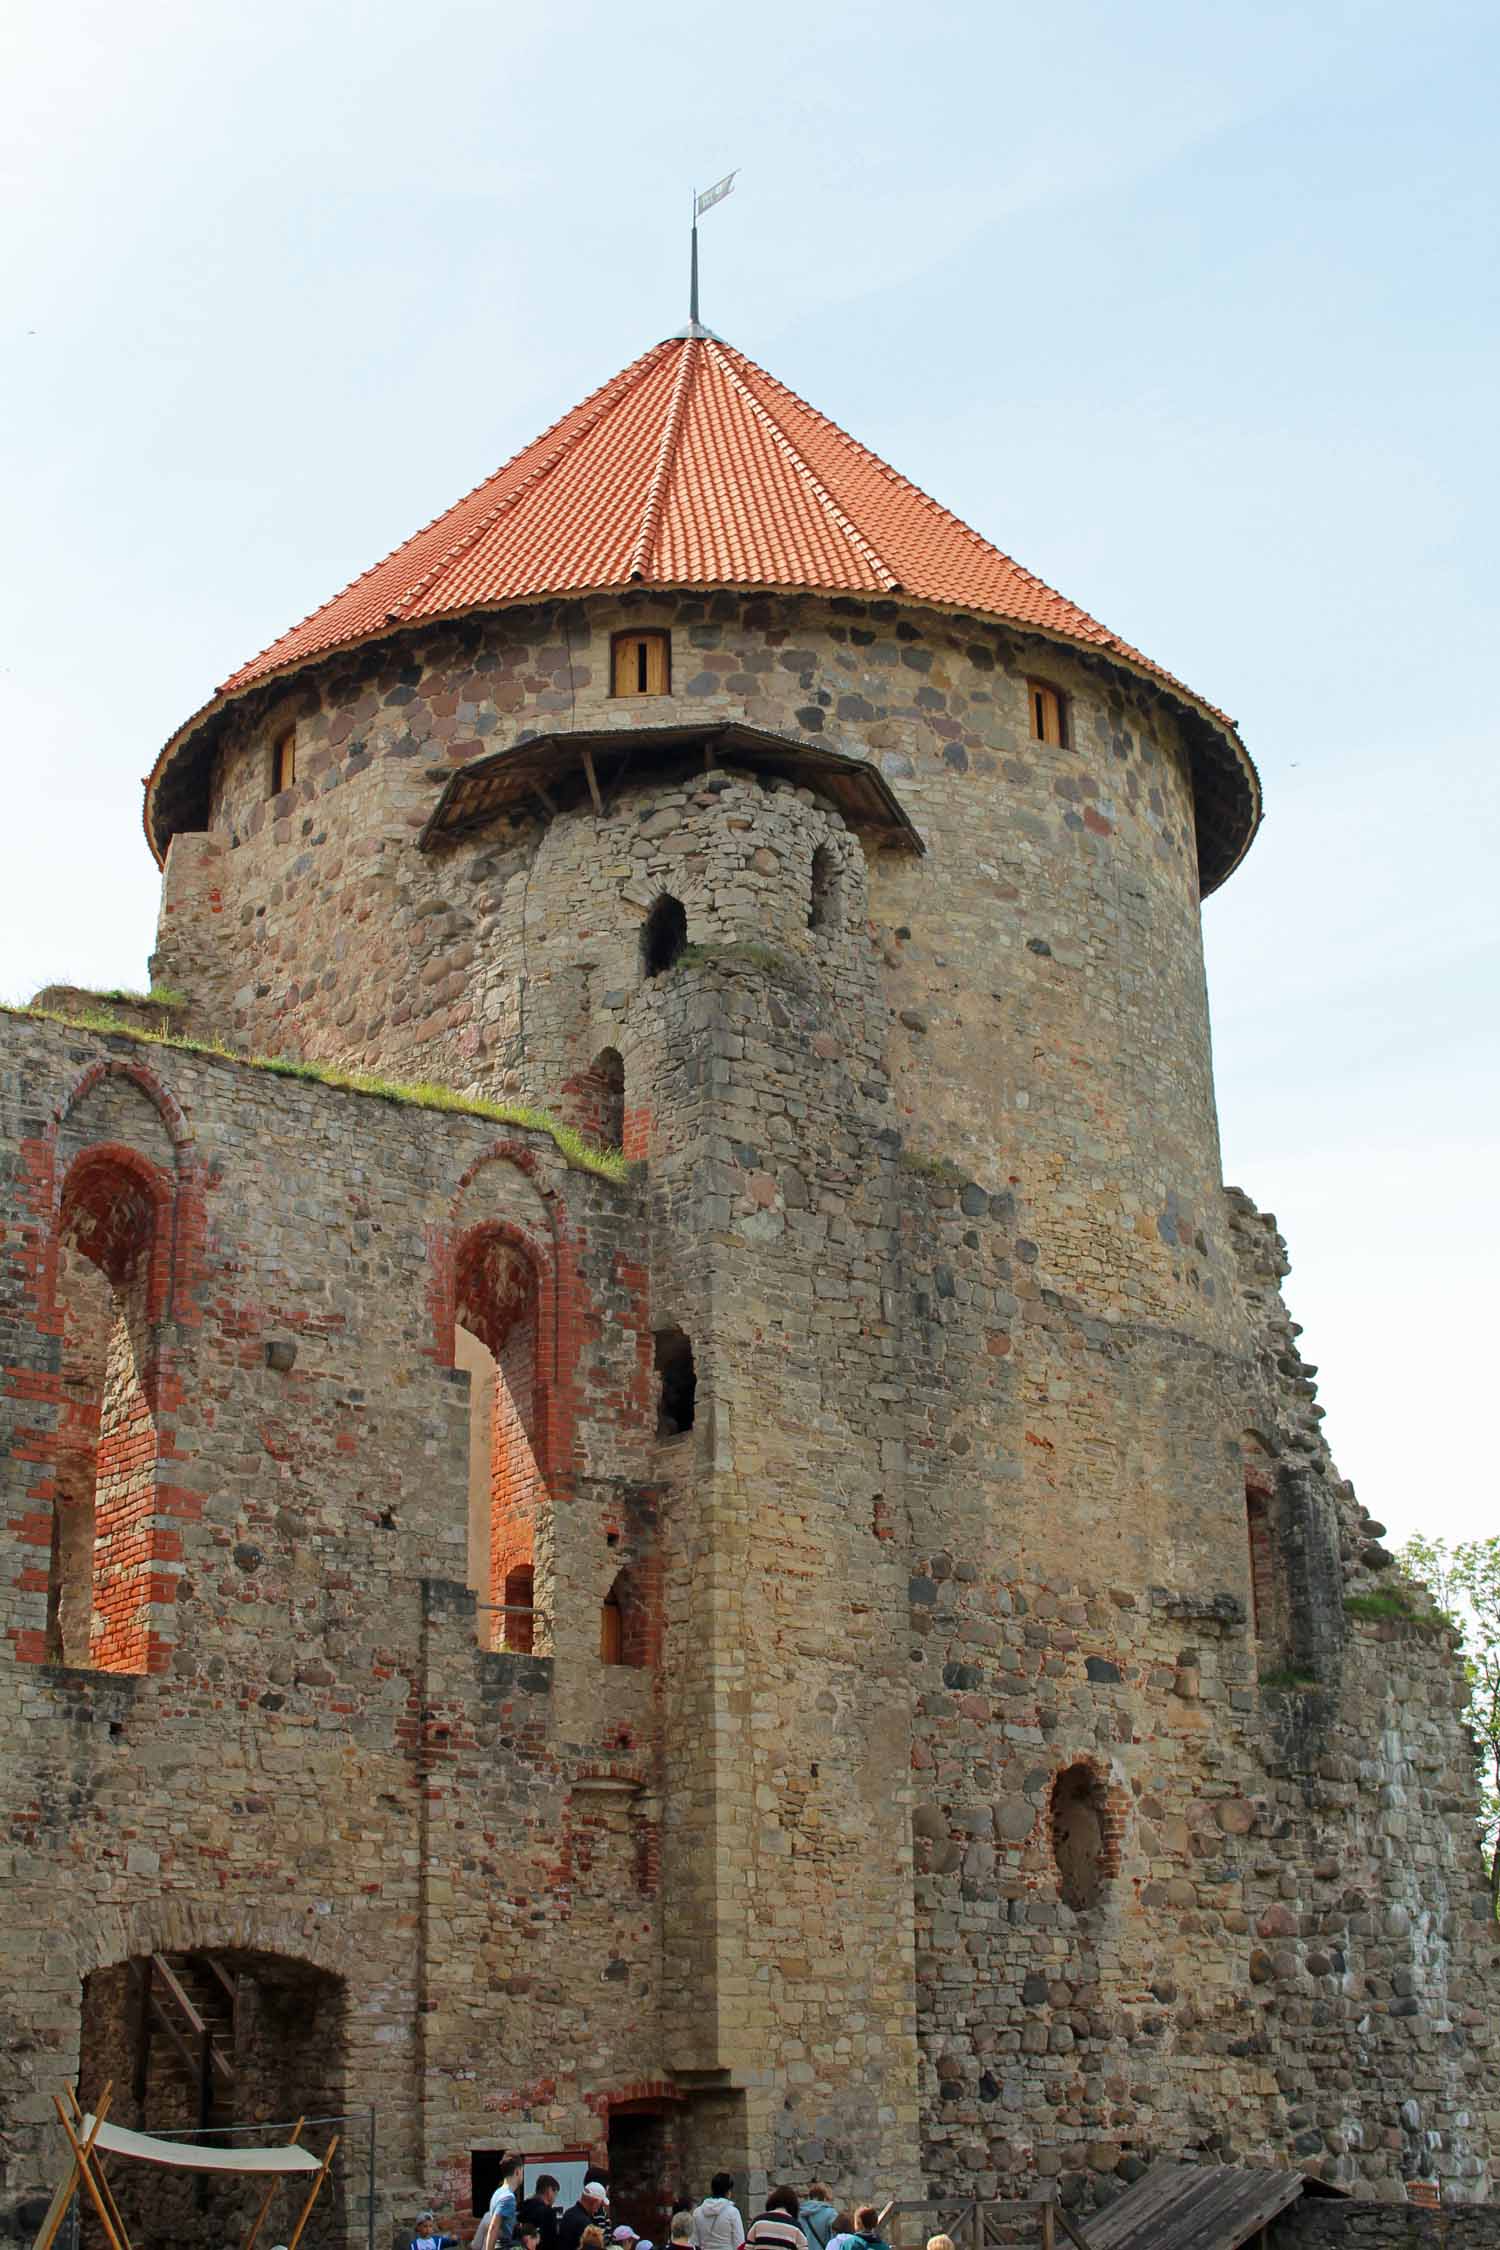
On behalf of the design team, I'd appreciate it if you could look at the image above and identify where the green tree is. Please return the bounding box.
[1400,1532,1500,1914]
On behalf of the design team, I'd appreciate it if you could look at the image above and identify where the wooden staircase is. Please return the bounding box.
[135,1952,239,2129]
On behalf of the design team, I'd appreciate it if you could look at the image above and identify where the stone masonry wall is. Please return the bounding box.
[0,1013,671,2247]
[5,573,1496,2238]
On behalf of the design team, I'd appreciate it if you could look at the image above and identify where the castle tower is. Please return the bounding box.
[2,330,1494,2244]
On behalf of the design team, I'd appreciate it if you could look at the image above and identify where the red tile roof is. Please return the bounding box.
[145,332,1259,883]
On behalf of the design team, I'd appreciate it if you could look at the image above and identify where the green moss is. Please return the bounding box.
[5,1005,628,1181]
[677,940,809,990]
[1259,1666,1320,1691]
[96,985,189,1008]
[899,1147,968,1188]
[1343,1588,1431,1624]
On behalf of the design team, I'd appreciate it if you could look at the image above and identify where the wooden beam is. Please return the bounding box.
[32,2086,112,2250]
[242,2118,303,2250]
[581,750,604,815]
[1054,2209,1094,2250]
[606,744,634,811]
[52,2094,130,2250]
[284,2135,339,2250]
[62,2089,130,2250]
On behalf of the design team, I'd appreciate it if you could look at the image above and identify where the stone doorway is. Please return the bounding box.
[606,2105,682,2248]
[77,1951,347,2250]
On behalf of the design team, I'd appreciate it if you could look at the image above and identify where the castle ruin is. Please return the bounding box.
[2,328,1495,2248]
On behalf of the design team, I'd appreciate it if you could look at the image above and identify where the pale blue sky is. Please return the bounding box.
[4,0,1496,1544]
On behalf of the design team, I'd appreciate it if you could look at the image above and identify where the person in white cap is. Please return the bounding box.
[558,2180,610,2250]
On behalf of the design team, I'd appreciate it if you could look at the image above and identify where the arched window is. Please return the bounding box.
[809,843,839,931]
[591,1047,625,1148]
[600,1567,650,1668]
[1050,1762,1111,1912]
[653,1327,696,1437]
[641,894,687,979]
[49,1150,163,1672]
[454,1227,548,1654]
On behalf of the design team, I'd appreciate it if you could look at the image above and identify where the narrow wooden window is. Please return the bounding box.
[612,631,670,698]
[600,1583,624,1664]
[1028,682,1065,747]
[272,729,297,794]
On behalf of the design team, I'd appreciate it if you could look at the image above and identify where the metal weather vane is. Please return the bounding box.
[688,170,739,333]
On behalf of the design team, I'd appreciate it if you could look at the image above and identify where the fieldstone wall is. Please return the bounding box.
[1273,2201,1500,2250]
[4,578,1497,2241]
[0,1014,667,2247]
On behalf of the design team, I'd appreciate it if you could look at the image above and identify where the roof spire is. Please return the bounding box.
[677,170,738,341]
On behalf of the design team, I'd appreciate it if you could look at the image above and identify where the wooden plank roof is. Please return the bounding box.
[417,720,926,853]
[1085,2163,1338,2250]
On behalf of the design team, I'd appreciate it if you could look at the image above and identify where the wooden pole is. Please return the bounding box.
[61,2088,131,2250]
[581,751,604,815]
[32,2086,113,2250]
[1041,2203,1055,2250]
[52,2097,130,2250]
[284,2135,339,2250]
[241,2119,305,2250]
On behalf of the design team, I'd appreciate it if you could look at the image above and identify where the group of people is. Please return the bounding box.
[439,2161,909,2250]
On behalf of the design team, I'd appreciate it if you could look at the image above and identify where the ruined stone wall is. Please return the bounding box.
[894,1154,1497,2209]
[7,571,1497,2236]
[0,1013,669,2247]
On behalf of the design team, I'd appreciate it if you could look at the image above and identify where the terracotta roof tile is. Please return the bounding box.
[146,331,1259,885]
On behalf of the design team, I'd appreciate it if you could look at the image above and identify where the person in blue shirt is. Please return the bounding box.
[487,2160,524,2250]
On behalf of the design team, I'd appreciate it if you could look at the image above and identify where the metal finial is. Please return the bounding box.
[683,170,738,335]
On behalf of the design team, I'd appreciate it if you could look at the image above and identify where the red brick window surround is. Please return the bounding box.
[452,1222,551,1652]
[47,1147,169,1674]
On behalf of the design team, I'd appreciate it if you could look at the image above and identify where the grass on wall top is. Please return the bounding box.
[5,1003,629,1182]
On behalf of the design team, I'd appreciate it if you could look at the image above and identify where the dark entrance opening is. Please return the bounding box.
[641,895,687,978]
[653,1328,696,1438]
[78,1952,347,2250]
[607,2108,681,2247]
[1050,1763,1111,1913]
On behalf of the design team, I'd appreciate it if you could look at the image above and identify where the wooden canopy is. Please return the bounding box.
[417,721,926,853]
[33,2085,337,2250]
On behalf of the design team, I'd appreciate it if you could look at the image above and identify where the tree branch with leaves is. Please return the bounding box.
[1400,1532,1500,1915]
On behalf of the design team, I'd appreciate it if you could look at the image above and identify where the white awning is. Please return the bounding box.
[78,2119,323,2175]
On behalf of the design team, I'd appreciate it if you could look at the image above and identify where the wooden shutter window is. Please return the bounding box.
[612,630,670,697]
[1028,682,1065,747]
[272,730,297,793]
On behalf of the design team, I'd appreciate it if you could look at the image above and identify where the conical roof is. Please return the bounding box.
[145,333,1259,885]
